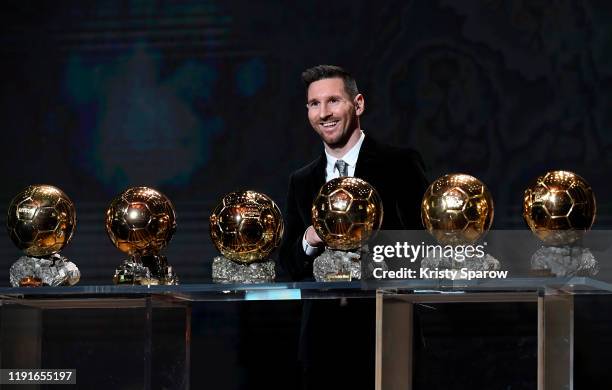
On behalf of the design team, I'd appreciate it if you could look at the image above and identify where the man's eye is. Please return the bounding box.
[308,102,319,108]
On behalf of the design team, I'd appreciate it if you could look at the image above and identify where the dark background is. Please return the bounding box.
[1,0,611,283]
[1,1,611,389]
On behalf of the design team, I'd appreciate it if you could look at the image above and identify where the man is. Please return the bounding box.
[280,64,428,280]
[279,65,428,388]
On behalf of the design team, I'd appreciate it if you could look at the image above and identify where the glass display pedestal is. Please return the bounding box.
[0,277,610,389]
[0,296,190,389]
[372,277,612,390]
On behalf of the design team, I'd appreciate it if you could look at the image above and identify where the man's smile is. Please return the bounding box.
[320,120,339,129]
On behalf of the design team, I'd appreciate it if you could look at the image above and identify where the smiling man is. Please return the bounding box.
[306,76,363,150]
[278,65,429,389]
[279,64,429,279]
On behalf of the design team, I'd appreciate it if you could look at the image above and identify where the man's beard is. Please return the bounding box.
[322,120,358,149]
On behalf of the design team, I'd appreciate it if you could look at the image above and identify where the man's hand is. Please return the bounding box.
[305,225,324,247]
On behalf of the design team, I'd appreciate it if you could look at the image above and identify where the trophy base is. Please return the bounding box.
[9,254,80,287]
[530,245,598,277]
[313,247,378,282]
[420,253,501,279]
[113,255,179,285]
[212,256,275,283]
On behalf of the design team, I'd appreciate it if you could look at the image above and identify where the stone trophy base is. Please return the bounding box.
[9,253,80,287]
[530,245,598,277]
[420,253,500,279]
[212,256,275,283]
[313,246,384,282]
[113,255,179,285]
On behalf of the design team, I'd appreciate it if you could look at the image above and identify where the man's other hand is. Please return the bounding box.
[305,225,324,247]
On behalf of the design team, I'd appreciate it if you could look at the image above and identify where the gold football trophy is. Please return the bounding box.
[106,186,178,285]
[7,185,80,287]
[523,170,598,276]
[311,177,383,281]
[209,190,283,283]
[421,173,499,277]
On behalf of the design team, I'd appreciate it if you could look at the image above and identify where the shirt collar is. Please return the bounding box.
[324,130,365,170]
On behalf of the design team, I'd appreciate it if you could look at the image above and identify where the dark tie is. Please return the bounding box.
[335,159,348,177]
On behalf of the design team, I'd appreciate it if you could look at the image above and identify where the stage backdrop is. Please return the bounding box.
[0,0,610,284]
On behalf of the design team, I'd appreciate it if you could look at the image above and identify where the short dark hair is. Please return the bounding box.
[301,64,359,99]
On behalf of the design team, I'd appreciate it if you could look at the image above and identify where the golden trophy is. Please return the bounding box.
[106,186,178,285]
[421,173,499,277]
[7,185,80,287]
[311,177,383,281]
[523,170,598,276]
[209,190,283,283]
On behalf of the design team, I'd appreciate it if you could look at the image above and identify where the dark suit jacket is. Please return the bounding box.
[279,135,429,280]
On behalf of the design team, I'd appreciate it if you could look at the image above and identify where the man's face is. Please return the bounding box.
[306,78,364,148]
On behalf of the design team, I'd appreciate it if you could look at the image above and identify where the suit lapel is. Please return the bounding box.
[354,135,378,182]
[310,153,326,197]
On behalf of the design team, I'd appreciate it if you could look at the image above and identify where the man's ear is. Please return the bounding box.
[354,94,365,115]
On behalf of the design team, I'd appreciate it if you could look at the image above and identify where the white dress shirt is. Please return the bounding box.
[302,131,366,254]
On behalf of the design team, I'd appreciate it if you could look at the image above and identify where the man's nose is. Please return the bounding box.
[318,102,331,118]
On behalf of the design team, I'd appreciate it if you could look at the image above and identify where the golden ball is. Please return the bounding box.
[523,170,595,245]
[421,173,494,244]
[7,185,76,257]
[312,177,383,251]
[209,190,284,263]
[105,187,176,256]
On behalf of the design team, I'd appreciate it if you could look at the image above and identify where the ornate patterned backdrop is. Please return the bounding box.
[0,0,610,283]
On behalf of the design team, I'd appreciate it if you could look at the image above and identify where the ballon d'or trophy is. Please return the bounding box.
[209,190,283,283]
[421,173,499,278]
[7,185,80,287]
[106,187,178,285]
[523,170,597,276]
[311,177,383,282]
